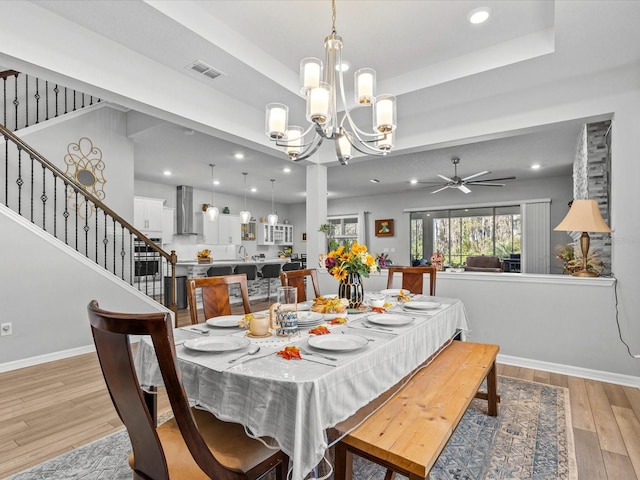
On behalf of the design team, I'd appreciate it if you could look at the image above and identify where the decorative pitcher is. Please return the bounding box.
[269,286,299,337]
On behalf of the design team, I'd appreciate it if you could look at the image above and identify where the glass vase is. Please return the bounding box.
[338,273,364,309]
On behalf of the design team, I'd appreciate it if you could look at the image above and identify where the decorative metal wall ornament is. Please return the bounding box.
[63,137,106,218]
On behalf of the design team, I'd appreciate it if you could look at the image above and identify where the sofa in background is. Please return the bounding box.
[464,256,503,272]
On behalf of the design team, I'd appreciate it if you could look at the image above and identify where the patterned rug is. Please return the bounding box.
[7,376,576,480]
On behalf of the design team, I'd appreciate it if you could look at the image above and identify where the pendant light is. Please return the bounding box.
[206,163,219,221]
[239,172,251,224]
[267,179,278,226]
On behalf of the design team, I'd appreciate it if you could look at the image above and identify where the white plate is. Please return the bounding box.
[402,301,441,310]
[205,315,244,328]
[367,314,414,327]
[297,311,324,325]
[380,289,411,296]
[298,301,313,311]
[183,336,251,353]
[308,334,369,352]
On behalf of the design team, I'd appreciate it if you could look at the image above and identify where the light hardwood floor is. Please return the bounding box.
[1,304,639,479]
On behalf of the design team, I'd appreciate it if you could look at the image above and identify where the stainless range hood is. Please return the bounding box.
[176,185,197,235]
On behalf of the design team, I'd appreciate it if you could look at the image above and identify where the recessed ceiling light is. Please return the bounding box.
[250,187,257,193]
[234,153,245,160]
[468,7,491,24]
[163,170,171,176]
[531,164,541,170]
[213,180,220,185]
[370,179,380,183]
[283,167,291,173]
[410,179,418,184]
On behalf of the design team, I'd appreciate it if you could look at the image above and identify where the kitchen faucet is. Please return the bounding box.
[238,245,248,261]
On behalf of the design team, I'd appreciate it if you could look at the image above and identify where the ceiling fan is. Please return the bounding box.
[416,157,516,194]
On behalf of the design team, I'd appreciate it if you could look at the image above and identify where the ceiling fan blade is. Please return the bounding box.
[458,184,472,194]
[467,176,516,183]
[430,186,450,194]
[467,182,505,187]
[461,170,490,182]
[437,174,453,182]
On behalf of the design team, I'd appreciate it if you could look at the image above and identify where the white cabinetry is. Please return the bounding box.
[258,223,275,245]
[134,196,163,233]
[162,207,175,240]
[281,224,293,245]
[202,213,241,245]
[258,223,293,245]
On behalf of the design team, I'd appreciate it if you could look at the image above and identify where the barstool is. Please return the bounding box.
[260,263,282,302]
[234,264,259,302]
[206,265,233,277]
[282,262,302,272]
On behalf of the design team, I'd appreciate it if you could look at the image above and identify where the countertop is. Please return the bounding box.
[176,258,289,266]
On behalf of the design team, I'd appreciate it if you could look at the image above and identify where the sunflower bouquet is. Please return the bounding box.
[325,242,379,281]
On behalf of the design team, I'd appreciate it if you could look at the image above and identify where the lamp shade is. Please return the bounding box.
[554,199,611,233]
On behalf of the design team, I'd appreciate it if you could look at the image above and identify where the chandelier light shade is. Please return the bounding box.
[239,172,251,224]
[267,179,278,226]
[265,0,397,166]
[554,199,611,277]
[206,163,219,221]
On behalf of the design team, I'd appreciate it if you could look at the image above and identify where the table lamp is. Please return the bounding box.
[554,199,611,277]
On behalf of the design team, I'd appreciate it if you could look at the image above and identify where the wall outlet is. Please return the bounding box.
[1,322,12,336]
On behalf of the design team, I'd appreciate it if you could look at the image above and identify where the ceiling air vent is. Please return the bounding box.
[186,60,223,81]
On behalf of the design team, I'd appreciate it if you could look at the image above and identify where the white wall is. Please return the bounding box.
[0,206,169,370]
[22,105,135,222]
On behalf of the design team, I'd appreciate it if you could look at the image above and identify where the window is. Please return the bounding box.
[410,205,521,266]
[327,216,359,251]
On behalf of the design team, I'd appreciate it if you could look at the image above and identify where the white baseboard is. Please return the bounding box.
[0,344,96,373]
[498,353,640,388]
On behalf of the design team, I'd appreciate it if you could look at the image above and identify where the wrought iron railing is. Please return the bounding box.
[1,70,101,132]
[0,123,178,313]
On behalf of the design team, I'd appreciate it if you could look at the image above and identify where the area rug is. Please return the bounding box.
[6,376,576,480]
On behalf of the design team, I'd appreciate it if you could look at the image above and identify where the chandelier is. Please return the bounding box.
[265,0,397,166]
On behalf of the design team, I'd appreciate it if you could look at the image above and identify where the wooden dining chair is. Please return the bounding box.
[87,300,288,480]
[279,268,321,302]
[187,274,251,325]
[386,266,437,296]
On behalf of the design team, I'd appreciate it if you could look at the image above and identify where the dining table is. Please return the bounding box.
[134,294,470,480]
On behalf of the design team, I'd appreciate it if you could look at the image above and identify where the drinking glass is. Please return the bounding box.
[275,286,298,337]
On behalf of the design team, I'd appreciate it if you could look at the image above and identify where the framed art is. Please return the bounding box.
[301,232,307,242]
[375,219,394,237]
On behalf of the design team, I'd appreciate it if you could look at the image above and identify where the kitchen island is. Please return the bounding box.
[175,258,290,278]
[175,258,291,304]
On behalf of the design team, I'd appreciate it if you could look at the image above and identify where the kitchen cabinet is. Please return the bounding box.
[134,196,163,233]
[162,207,175,240]
[280,224,294,245]
[258,223,275,245]
[202,213,241,245]
[258,223,293,245]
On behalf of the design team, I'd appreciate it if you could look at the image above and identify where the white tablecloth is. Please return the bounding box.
[134,296,470,479]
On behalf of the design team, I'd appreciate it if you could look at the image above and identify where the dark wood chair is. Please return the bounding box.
[87,300,288,480]
[187,274,251,325]
[386,266,437,296]
[279,268,321,302]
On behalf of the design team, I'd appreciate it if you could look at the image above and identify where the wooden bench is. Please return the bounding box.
[334,341,500,480]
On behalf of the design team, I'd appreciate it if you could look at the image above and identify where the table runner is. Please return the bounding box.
[134,296,470,479]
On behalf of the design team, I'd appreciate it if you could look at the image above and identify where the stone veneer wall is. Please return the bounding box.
[572,120,612,275]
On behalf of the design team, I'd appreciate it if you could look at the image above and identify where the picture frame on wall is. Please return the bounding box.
[301,232,307,242]
[375,219,394,237]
